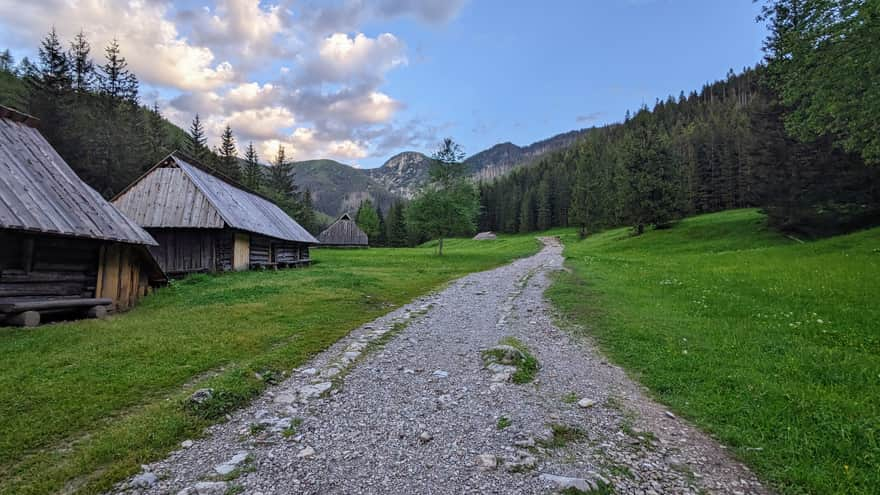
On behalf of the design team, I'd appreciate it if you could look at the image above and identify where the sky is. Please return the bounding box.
[0,0,768,168]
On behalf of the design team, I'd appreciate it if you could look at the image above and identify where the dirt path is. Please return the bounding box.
[119,239,769,495]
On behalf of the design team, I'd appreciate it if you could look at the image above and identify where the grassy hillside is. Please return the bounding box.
[0,236,540,495]
[548,209,880,494]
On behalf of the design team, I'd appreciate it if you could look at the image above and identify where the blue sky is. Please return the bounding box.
[0,0,767,168]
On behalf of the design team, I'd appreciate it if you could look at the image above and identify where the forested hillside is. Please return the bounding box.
[0,33,185,197]
[479,67,880,238]
[0,30,321,234]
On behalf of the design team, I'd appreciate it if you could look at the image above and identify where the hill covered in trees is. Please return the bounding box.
[0,29,321,234]
[478,66,880,238]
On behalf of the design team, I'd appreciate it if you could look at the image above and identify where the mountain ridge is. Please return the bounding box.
[292,127,592,216]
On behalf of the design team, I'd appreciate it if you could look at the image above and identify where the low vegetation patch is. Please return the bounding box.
[538,423,586,449]
[0,235,540,495]
[548,209,880,494]
[496,416,512,430]
[483,336,540,384]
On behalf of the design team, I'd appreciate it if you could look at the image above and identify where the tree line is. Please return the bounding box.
[478,0,880,238]
[478,64,879,238]
[0,29,320,234]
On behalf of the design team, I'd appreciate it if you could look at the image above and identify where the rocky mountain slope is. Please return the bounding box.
[292,128,591,215]
[291,159,397,217]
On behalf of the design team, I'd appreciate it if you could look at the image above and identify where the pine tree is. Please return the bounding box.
[386,201,408,247]
[536,178,552,231]
[217,125,240,180]
[376,205,388,247]
[242,142,262,190]
[37,27,71,93]
[569,161,589,237]
[300,188,318,234]
[0,49,14,73]
[99,39,138,103]
[68,30,94,92]
[187,114,209,161]
[268,144,296,197]
[145,102,167,163]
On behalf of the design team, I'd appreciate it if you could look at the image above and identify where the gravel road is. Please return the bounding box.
[118,238,770,495]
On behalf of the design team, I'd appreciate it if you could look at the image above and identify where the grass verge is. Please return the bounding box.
[547,209,880,494]
[0,235,540,494]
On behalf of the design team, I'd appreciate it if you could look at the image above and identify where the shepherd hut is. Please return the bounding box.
[112,152,319,276]
[317,213,369,247]
[0,106,166,327]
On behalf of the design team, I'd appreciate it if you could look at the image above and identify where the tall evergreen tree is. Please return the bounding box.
[68,30,94,92]
[386,201,408,247]
[217,124,240,180]
[268,144,296,197]
[37,27,71,93]
[242,142,262,190]
[187,114,209,161]
[0,49,14,73]
[98,39,137,103]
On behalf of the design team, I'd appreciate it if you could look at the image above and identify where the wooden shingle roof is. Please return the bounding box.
[317,213,369,246]
[113,152,319,244]
[0,106,158,246]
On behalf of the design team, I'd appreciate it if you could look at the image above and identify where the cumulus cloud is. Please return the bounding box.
[0,0,236,91]
[300,32,407,85]
[0,0,467,164]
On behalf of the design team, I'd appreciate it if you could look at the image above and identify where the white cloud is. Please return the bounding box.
[0,0,236,91]
[225,82,279,111]
[327,91,400,125]
[225,107,295,141]
[0,0,466,164]
[302,32,406,84]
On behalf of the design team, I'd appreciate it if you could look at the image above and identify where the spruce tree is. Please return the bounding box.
[536,179,552,231]
[217,125,240,180]
[37,27,71,93]
[268,144,296,197]
[68,30,94,92]
[187,114,209,161]
[99,39,138,103]
[0,49,14,73]
[386,201,408,247]
[242,142,263,189]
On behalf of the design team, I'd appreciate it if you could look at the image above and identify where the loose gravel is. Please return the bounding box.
[115,238,770,495]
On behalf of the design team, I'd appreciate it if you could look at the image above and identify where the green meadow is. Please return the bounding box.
[0,235,540,495]
[549,209,880,494]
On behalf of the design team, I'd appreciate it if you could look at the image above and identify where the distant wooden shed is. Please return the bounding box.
[112,152,319,276]
[0,106,166,327]
[317,213,369,247]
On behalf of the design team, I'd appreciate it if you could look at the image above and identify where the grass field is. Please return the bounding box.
[0,235,540,495]
[548,209,880,494]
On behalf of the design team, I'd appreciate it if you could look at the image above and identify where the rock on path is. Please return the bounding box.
[116,238,770,495]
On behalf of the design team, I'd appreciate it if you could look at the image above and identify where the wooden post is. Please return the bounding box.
[7,311,40,327]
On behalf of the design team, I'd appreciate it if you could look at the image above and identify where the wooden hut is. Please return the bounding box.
[317,213,369,247]
[112,151,319,276]
[0,106,166,327]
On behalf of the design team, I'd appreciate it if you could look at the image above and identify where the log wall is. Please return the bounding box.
[147,229,218,274]
[0,231,98,302]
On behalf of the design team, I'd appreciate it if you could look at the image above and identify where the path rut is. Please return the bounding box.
[119,239,769,495]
